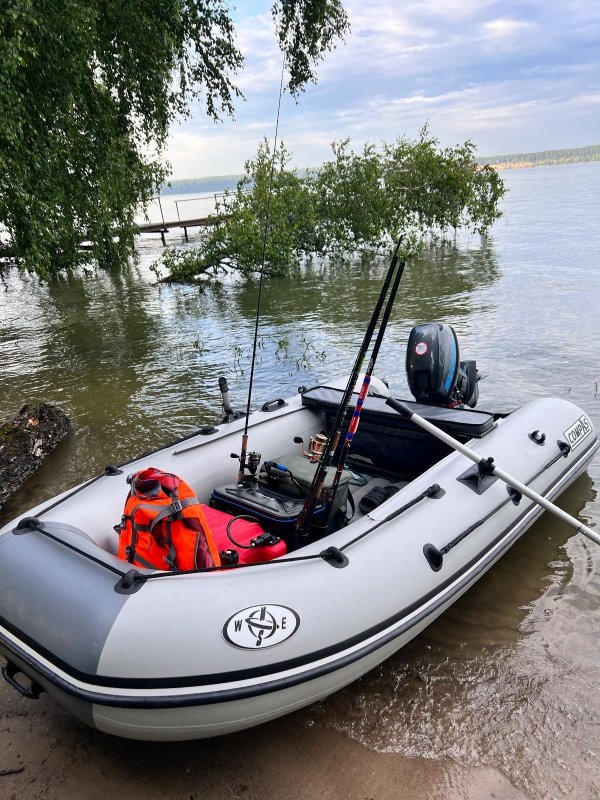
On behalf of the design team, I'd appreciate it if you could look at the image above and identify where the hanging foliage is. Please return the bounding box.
[0,1,349,277]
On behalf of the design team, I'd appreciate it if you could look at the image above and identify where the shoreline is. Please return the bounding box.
[483,157,600,171]
[0,659,527,800]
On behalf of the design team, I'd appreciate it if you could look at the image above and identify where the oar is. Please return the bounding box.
[385,397,600,567]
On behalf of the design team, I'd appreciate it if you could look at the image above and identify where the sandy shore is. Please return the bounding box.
[0,659,526,800]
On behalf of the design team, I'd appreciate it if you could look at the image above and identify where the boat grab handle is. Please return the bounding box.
[261,398,288,412]
[2,661,44,700]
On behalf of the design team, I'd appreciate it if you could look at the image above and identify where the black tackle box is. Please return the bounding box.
[210,453,352,550]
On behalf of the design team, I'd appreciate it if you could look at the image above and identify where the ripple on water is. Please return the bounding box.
[300,499,600,799]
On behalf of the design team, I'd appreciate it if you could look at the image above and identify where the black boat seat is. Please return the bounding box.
[301,386,495,475]
[301,386,494,437]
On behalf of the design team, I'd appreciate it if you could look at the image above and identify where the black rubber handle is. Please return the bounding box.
[261,398,287,412]
[2,662,43,700]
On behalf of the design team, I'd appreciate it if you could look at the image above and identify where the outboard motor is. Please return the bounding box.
[406,322,479,407]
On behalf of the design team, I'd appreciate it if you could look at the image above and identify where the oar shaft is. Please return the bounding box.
[386,397,600,547]
[495,462,599,542]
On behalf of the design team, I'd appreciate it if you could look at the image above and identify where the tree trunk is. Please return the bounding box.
[0,404,70,507]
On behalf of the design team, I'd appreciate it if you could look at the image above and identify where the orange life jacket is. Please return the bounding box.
[117,468,221,571]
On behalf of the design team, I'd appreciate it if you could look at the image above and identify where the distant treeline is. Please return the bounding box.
[163,145,599,195]
[478,144,600,167]
[160,175,240,195]
[161,169,313,196]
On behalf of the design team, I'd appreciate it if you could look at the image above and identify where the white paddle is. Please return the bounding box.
[385,397,600,567]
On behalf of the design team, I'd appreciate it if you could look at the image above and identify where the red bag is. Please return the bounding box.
[117,468,221,571]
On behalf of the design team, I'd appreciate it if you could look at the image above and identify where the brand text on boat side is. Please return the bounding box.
[563,415,592,450]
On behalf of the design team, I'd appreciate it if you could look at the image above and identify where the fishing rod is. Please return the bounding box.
[295,237,404,536]
[323,254,406,522]
[235,61,286,484]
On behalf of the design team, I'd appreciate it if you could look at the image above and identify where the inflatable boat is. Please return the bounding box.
[0,325,597,741]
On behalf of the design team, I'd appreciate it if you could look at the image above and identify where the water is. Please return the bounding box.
[1,162,600,797]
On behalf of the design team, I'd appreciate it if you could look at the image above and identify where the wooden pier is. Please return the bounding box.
[137,216,212,246]
[137,192,237,245]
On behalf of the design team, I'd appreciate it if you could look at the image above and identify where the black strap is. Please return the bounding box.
[358,484,400,514]
[132,551,162,570]
[148,497,199,532]
[164,520,177,569]
[126,515,138,564]
[346,491,355,522]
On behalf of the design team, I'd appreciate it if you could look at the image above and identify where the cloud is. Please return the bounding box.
[478,18,539,51]
[164,0,600,178]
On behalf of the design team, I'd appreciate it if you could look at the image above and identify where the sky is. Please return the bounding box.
[165,0,600,180]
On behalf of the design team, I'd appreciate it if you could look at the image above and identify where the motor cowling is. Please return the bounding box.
[406,322,479,408]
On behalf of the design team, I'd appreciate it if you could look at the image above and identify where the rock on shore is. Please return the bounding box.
[0,403,70,507]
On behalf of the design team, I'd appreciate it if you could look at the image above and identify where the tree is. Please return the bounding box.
[0,0,349,277]
[156,129,506,283]
[381,126,506,240]
[156,138,321,282]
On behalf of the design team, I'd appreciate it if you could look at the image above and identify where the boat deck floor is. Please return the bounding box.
[346,470,409,522]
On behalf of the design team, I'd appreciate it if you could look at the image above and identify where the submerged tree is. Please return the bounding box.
[157,128,507,282]
[0,1,349,277]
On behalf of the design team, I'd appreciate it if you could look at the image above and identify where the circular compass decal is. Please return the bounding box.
[223,604,300,649]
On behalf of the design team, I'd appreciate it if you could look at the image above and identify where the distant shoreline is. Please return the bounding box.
[162,146,600,193]
[486,158,600,171]
[488,158,600,172]
[477,144,599,171]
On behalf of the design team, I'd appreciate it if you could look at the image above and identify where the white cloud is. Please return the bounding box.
[481,18,538,38]
[578,92,600,105]
[164,0,600,178]
[479,18,539,50]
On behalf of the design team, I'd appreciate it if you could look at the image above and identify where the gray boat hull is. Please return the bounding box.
[0,389,597,740]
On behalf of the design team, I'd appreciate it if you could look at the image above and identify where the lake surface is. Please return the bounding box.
[1,162,600,797]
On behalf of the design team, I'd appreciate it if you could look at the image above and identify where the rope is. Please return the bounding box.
[439,440,571,557]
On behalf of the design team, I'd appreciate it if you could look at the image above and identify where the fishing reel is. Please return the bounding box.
[293,433,328,462]
[230,450,262,479]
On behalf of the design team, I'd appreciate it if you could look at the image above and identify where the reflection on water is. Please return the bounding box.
[0,216,505,516]
[1,163,600,797]
[301,474,600,799]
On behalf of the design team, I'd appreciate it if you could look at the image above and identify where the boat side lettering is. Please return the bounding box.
[563,415,592,450]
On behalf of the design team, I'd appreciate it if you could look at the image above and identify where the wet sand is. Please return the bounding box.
[0,664,526,800]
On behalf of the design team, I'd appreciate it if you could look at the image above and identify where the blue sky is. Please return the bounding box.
[165,0,600,179]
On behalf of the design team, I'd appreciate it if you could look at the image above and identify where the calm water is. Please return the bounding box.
[1,162,600,797]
